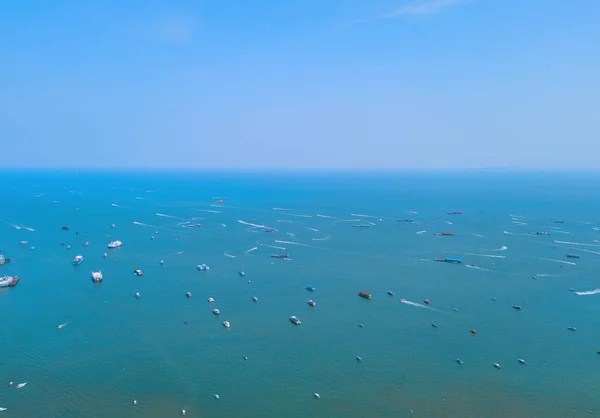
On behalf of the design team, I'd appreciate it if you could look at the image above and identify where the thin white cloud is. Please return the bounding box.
[157,18,197,44]
[384,0,472,18]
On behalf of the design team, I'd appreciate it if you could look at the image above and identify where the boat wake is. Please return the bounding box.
[274,240,314,248]
[259,243,287,250]
[539,258,576,266]
[305,227,319,232]
[312,235,330,241]
[471,233,484,238]
[444,220,453,225]
[464,253,506,259]
[416,230,427,235]
[400,299,445,313]
[316,214,338,219]
[503,230,529,236]
[273,207,294,211]
[197,209,220,214]
[465,265,492,272]
[20,225,36,232]
[280,213,313,218]
[245,247,258,254]
[133,221,152,227]
[156,213,186,220]
[277,220,294,223]
[224,251,236,258]
[575,289,600,296]
[238,220,276,230]
[555,240,600,247]
[166,251,184,256]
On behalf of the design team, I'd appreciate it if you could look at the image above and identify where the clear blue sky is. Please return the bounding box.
[1,0,599,169]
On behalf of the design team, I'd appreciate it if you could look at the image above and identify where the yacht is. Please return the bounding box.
[91,271,103,282]
[290,316,302,325]
[16,383,27,389]
[0,276,19,288]
[212,308,220,315]
[307,300,316,307]
[108,240,122,249]
[207,297,215,303]
[72,255,84,265]
[222,321,231,328]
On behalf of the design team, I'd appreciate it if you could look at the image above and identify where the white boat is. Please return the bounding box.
[0,254,4,266]
[207,297,215,303]
[72,255,84,265]
[308,300,316,307]
[111,224,116,229]
[57,322,68,329]
[91,271,103,282]
[290,316,301,325]
[17,382,27,389]
[222,321,230,328]
[108,240,122,249]
[0,276,19,288]
[19,241,28,245]
[197,263,210,271]
[103,253,108,259]
[493,363,501,369]
[186,292,192,298]
[314,393,320,399]
[135,292,141,299]
[212,308,220,315]
[0,407,7,411]
[252,296,258,302]
[134,269,143,276]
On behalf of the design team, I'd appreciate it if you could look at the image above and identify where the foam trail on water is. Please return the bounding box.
[224,251,236,258]
[286,233,296,238]
[444,220,453,225]
[277,220,294,223]
[504,230,529,236]
[464,253,506,259]
[510,214,526,219]
[305,227,319,232]
[554,240,600,247]
[312,235,330,241]
[465,265,492,272]
[197,209,220,214]
[245,247,258,254]
[558,246,599,255]
[333,219,360,223]
[273,207,294,211]
[238,220,275,230]
[575,289,600,296]
[156,213,186,220]
[539,258,576,266]
[111,203,122,208]
[512,221,527,225]
[280,213,313,218]
[166,251,184,256]
[352,214,377,218]
[409,211,418,214]
[471,233,484,238]
[20,225,36,232]
[135,197,149,200]
[133,221,152,227]
[316,214,338,219]
[416,230,427,235]
[274,240,313,248]
[220,223,227,227]
[260,243,287,250]
[400,299,445,313]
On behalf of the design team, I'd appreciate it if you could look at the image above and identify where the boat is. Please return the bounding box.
[314,393,321,399]
[0,407,6,412]
[262,228,276,233]
[160,260,164,265]
[518,358,526,364]
[17,382,27,389]
[424,299,431,305]
[290,316,301,325]
[356,356,363,362]
[186,292,192,298]
[358,291,372,299]
[387,290,394,296]
[431,322,438,328]
[308,299,316,307]
[212,308,220,315]
[513,305,522,310]
[434,257,462,264]
[253,296,258,302]
[352,224,371,228]
[107,240,122,249]
[222,321,230,328]
[72,255,84,265]
[135,292,141,299]
[358,323,364,328]
[239,271,245,276]
[456,358,464,364]
[197,263,210,271]
[103,253,108,259]
[566,254,580,259]
[66,245,71,250]
[271,254,290,259]
[57,322,67,329]
[493,363,501,369]
[306,285,316,292]
[0,254,7,266]
[62,226,69,230]
[0,276,19,288]
[91,271,103,282]
[134,269,143,276]
[111,224,116,229]
[447,211,463,215]
[208,297,215,303]
[19,241,28,245]
[396,219,414,223]
[568,326,577,331]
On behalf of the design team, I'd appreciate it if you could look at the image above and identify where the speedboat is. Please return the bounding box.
[290,316,301,325]
[431,322,438,328]
[186,292,192,298]
[212,308,220,315]
[252,296,258,302]
[135,292,141,299]
[0,276,19,288]
[387,290,394,296]
[19,241,28,245]
[306,285,315,291]
[314,393,320,399]
[222,321,230,328]
[308,299,316,307]
[518,358,526,364]
[239,271,246,276]
[424,299,431,305]
[513,305,522,310]
[0,407,7,411]
[456,358,464,364]
[111,224,116,229]
[208,297,215,303]
[107,240,122,249]
[91,271,103,282]
[72,255,84,265]
[134,269,143,276]
[568,326,577,331]
[66,245,71,250]
[197,263,210,271]
[356,356,363,362]
[17,382,27,389]
[493,363,501,369]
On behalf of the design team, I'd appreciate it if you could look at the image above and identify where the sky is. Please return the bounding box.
[0,0,599,169]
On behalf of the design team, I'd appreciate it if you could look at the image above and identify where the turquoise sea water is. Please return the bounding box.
[1,170,600,417]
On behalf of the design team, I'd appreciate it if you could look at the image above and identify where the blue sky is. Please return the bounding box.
[1,0,599,169]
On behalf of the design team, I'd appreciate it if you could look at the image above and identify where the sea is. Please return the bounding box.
[1,169,600,417]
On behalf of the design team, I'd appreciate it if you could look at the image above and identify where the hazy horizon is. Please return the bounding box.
[1,0,599,169]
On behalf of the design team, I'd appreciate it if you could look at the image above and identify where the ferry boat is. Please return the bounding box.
[358,291,372,299]
[307,299,316,307]
[91,271,103,282]
[72,255,84,265]
[290,316,301,325]
[0,276,19,287]
[434,257,462,264]
[107,240,122,249]
[270,254,290,259]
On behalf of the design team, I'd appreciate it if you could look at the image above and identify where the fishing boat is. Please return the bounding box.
[424,299,431,305]
[290,316,301,325]
[308,299,316,307]
[358,291,372,299]
[91,271,103,282]
[0,276,19,288]
[434,257,462,264]
[208,297,215,303]
[107,240,122,249]
[72,255,84,265]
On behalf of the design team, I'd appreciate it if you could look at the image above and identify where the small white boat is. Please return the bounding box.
[197,263,210,271]
[214,394,220,399]
[307,300,316,307]
[107,240,122,249]
[290,316,301,325]
[66,245,71,250]
[72,255,84,265]
[57,322,68,329]
[17,382,27,389]
[91,271,103,282]
[181,409,186,416]
[212,308,220,315]
[160,260,164,265]
[252,296,258,302]
[207,297,215,303]
[19,241,28,245]
[493,363,501,369]
[103,253,108,259]
[222,321,230,328]
[518,358,526,364]
[314,393,320,399]
[111,224,116,229]
[134,269,143,276]
[135,292,141,299]
[0,407,7,411]
[186,292,192,298]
